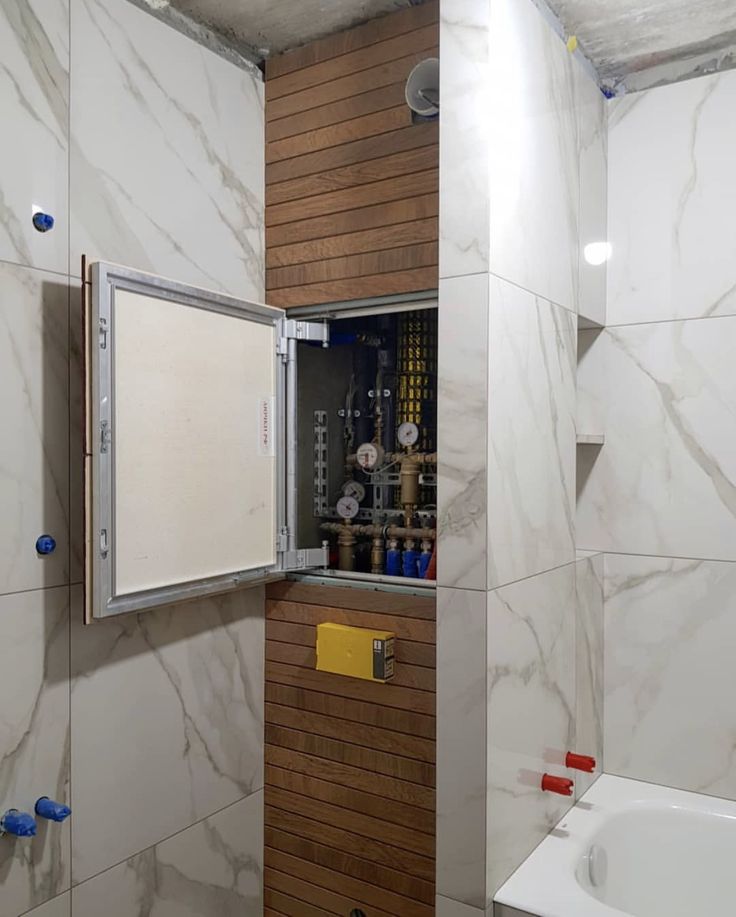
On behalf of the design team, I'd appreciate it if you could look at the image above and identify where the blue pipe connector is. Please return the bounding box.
[1,810,37,837]
[35,798,71,822]
[32,211,55,233]
[35,534,56,555]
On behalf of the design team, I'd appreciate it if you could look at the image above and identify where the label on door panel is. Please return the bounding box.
[258,397,275,456]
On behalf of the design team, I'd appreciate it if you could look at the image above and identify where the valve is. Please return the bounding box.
[35,534,56,555]
[0,810,37,837]
[566,752,597,773]
[32,211,55,233]
[541,774,574,796]
[35,798,71,822]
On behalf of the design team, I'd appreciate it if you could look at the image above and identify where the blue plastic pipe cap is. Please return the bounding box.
[35,798,71,822]
[35,535,56,555]
[32,211,54,232]
[1,810,37,837]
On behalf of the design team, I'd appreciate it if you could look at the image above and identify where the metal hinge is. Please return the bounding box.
[100,420,111,453]
[277,318,329,357]
[99,317,108,349]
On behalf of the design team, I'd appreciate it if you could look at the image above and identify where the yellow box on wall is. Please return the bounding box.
[316,622,395,683]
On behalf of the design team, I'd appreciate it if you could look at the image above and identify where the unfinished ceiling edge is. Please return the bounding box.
[613,44,736,95]
[527,0,604,93]
[125,0,264,76]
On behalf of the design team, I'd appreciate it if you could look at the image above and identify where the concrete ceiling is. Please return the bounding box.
[545,0,736,87]
[159,0,417,59]
[137,0,736,90]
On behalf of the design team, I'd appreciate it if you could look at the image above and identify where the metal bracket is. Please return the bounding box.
[279,544,329,572]
[313,410,328,517]
[277,318,329,357]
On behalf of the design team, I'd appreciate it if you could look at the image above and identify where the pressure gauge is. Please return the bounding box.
[343,480,366,502]
[356,442,384,470]
[336,495,360,520]
[397,421,420,447]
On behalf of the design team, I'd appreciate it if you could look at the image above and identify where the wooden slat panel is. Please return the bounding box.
[265,723,435,784]
[267,869,397,917]
[266,25,438,101]
[266,218,436,268]
[266,580,436,617]
[266,785,433,857]
[265,888,326,917]
[267,82,407,143]
[265,619,436,667]
[266,122,437,184]
[265,703,435,765]
[265,847,433,917]
[268,267,438,308]
[266,598,435,640]
[267,105,413,163]
[265,807,434,881]
[266,146,438,206]
[265,683,435,739]
[267,765,435,834]
[266,1,439,79]
[266,640,435,691]
[268,50,437,122]
[267,192,437,247]
[265,827,435,905]
[267,170,438,227]
[265,745,435,810]
[267,661,435,715]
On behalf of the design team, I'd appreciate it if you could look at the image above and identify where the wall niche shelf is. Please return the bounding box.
[576,434,605,446]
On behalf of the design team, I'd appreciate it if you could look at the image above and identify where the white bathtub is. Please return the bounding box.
[495,774,736,917]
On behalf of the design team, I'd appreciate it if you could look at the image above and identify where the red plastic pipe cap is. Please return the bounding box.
[541,774,574,796]
[566,752,597,773]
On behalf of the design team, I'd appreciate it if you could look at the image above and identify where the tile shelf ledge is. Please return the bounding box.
[576,433,605,445]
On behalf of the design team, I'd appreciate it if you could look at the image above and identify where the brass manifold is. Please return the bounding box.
[345,450,437,526]
[320,520,436,575]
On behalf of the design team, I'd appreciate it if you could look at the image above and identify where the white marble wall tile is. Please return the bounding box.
[605,554,736,799]
[487,278,576,589]
[437,587,487,909]
[608,69,736,325]
[575,68,607,327]
[488,0,579,313]
[437,274,489,590]
[0,0,69,275]
[70,0,264,299]
[577,318,736,560]
[71,586,264,883]
[574,551,603,797]
[72,791,263,917]
[0,587,70,916]
[486,563,576,900]
[439,0,491,279]
[0,264,69,595]
[24,892,71,917]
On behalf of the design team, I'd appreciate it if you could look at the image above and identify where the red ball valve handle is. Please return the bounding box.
[541,774,574,796]
[566,752,597,773]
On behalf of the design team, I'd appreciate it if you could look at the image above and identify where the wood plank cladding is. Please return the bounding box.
[264,579,436,917]
[264,2,439,309]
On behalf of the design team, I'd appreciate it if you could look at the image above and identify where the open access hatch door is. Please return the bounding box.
[83,261,327,620]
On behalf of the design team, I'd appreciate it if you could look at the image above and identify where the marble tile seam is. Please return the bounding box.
[578,549,736,566]
[0,259,74,283]
[599,311,736,330]
[67,787,263,891]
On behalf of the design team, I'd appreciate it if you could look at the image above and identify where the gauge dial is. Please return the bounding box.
[336,495,360,520]
[397,421,420,447]
[355,442,384,470]
[343,480,366,502]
